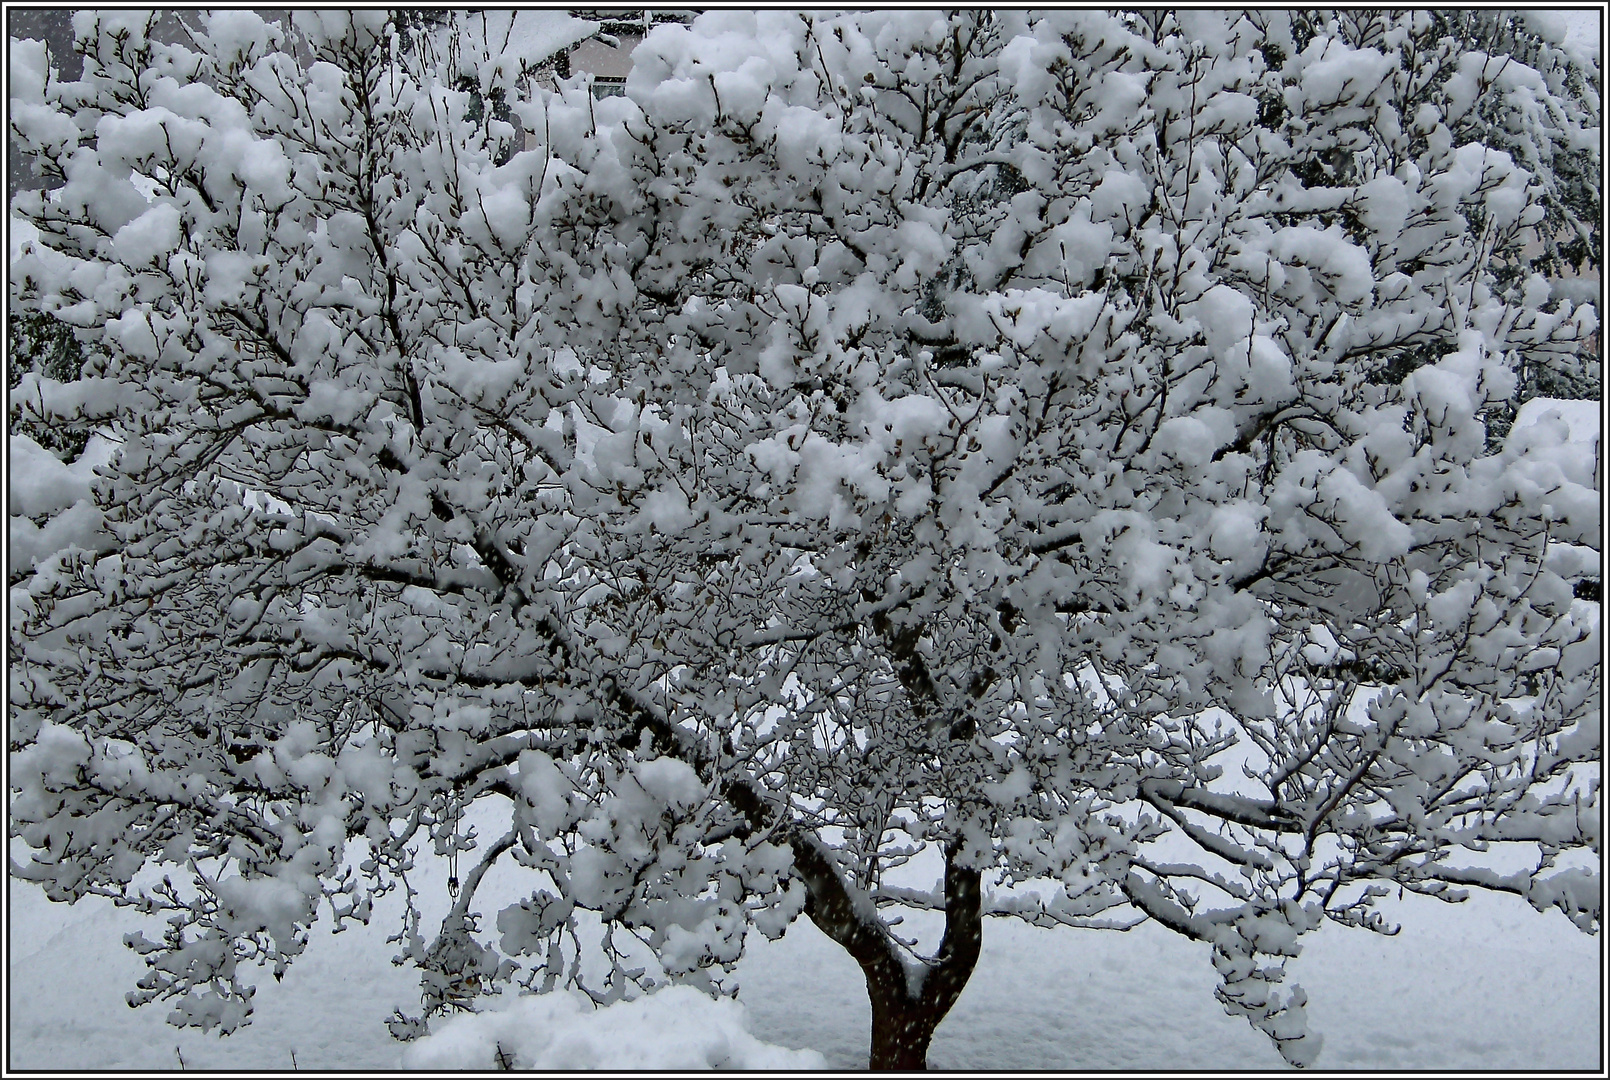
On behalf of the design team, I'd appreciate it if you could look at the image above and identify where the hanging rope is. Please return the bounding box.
[446,794,461,899]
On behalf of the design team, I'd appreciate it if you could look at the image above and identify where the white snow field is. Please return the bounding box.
[6,9,1604,1074]
[7,872,1599,1070]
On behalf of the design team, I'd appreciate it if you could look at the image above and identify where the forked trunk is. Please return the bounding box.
[790,833,984,1071]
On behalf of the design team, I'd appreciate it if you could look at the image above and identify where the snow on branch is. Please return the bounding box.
[7,7,1600,1069]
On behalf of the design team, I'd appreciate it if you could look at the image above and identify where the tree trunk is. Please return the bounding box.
[866,973,945,1070]
[789,832,984,1071]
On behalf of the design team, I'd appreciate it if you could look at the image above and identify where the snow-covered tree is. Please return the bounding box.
[9,10,1600,1069]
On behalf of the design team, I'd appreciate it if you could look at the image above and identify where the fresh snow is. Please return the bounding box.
[1555,9,1601,66]
[1508,395,1603,452]
[432,10,596,83]
[8,431,116,572]
[6,9,1602,1072]
[499,10,597,66]
[6,874,1598,1070]
[401,985,825,1070]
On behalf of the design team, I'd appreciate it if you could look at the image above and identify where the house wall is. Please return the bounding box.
[570,35,638,82]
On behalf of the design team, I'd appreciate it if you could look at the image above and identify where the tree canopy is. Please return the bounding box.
[8,9,1601,1069]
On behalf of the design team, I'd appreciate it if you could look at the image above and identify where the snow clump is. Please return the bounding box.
[401,985,827,1070]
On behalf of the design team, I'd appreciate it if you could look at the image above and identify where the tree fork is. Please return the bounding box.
[791,833,984,1069]
[540,619,989,1070]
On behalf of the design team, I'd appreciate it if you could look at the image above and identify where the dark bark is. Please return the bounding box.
[792,834,984,1070]
[867,990,943,1071]
[490,604,986,1069]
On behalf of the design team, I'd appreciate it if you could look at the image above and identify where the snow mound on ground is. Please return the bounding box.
[400,986,827,1070]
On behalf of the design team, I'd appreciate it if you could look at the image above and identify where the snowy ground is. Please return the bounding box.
[6,8,1604,1074]
[8,871,1599,1071]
